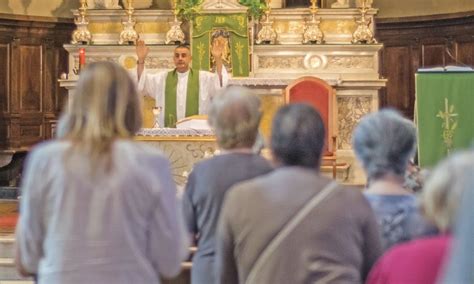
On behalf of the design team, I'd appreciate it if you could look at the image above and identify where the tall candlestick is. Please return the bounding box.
[79,48,86,70]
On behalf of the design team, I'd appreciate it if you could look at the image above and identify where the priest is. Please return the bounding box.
[135,40,229,127]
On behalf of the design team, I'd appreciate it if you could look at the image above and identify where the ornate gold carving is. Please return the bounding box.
[71,0,92,44]
[337,96,372,149]
[274,20,355,36]
[352,0,377,44]
[436,98,458,154]
[119,0,139,45]
[88,22,169,34]
[165,18,185,44]
[303,0,324,44]
[256,9,277,44]
[258,56,304,69]
[123,56,137,69]
[327,56,373,69]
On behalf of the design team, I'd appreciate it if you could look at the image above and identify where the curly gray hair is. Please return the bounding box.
[208,86,261,150]
[353,109,416,181]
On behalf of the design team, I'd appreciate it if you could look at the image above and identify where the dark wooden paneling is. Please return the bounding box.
[376,12,474,119]
[457,41,474,66]
[422,43,446,67]
[382,46,412,111]
[19,45,42,112]
[0,15,74,149]
[0,44,8,113]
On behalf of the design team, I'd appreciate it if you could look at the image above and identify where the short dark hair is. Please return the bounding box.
[271,104,326,168]
[175,44,191,51]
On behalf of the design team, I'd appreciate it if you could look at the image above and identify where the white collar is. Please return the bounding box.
[177,70,190,77]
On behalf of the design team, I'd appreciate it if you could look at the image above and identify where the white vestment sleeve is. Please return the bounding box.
[137,68,167,100]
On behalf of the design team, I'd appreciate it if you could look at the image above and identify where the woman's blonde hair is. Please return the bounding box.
[59,61,142,171]
[421,151,474,232]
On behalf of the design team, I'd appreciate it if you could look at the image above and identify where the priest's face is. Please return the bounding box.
[174,47,192,73]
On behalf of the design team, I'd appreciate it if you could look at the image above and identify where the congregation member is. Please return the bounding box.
[353,109,435,251]
[367,151,474,284]
[135,40,229,127]
[440,153,474,284]
[15,62,188,284]
[182,86,273,284]
[216,104,382,284]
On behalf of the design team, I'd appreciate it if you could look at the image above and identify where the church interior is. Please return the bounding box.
[0,0,474,283]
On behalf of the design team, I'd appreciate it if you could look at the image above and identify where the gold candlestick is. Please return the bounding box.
[256,0,277,45]
[119,0,139,45]
[165,0,185,44]
[71,0,92,44]
[351,0,377,44]
[302,0,324,44]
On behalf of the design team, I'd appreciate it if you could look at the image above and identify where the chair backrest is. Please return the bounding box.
[283,76,337,155]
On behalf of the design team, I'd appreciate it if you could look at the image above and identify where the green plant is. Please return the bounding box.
[239,0,267,18]
[176,0,204,21]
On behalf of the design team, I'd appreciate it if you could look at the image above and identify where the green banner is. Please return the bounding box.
[415,72,474,167]
[191,13,249,77]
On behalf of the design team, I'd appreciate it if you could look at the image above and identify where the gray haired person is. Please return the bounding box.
[353,109,435,251]
[439,153,474,284]
[367,151,474,283]
[216,104,382,284]
[182,86,273,284]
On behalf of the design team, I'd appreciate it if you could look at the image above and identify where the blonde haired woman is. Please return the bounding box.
[15,62,188,284]
[367,151,474,284]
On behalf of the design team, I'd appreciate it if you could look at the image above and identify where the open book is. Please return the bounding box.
[418,65,474,72]
[176,115,211,130]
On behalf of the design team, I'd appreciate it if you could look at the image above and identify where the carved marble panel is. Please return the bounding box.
[138,140,217,186]
[337,96,372,150]
[326,56,374,69]
[258,56,305,70]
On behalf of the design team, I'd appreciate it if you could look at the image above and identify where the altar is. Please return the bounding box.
[59,0,386,185]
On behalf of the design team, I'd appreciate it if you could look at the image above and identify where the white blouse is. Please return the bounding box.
[17,140,189,284]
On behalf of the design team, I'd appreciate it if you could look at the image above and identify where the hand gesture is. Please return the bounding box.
[136,40,149,61]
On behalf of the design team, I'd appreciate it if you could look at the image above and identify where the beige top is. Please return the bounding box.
[17,140,189,284]
[216,167,383,284]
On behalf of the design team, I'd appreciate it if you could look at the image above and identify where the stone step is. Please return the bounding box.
[0,258,31,281]
[0,236,14,259]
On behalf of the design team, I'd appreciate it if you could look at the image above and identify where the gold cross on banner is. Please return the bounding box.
[436,98,458,154]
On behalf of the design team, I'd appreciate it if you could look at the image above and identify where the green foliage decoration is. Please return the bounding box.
[175,0,267,20]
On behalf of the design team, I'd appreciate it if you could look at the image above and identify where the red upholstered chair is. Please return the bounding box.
[283,76,338,177]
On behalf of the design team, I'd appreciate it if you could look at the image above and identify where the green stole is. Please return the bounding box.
[164,68,200,128]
